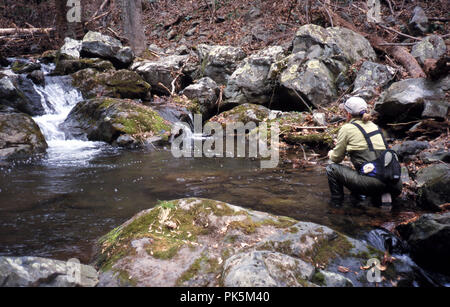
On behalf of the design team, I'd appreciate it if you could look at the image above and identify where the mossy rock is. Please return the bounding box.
[95,197,408,287]
[207,103,271,129]
[53,58,114,75]
[71,68,151,100]
[61,97,171,144]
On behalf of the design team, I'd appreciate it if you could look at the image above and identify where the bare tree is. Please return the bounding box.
[121,0,146,55]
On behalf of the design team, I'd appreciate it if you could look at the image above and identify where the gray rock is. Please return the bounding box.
[419,150,450,164]
[132,55,191,95]
[375,78,448,122]
[415,163,450,210]
[352,61,396,100]
[27,70,45,86]
[181,77,219,120]
[391,140,429,161]
[207,103,271,128]
[397,212,450,275]
[11,60,41,74]
[197,44,247,84]
[0,75,45,116]
[317,270,353,287]
[81,31,134,68]
[223,251,315,287]
[411,35,447,65]
[185,27,197,37]
[292,24,376,64]
[0,111,47,160]
[53,57,114,75]
[224,46,285,106]
[409,6,429,35]
[0,256,98,287]
[279,57,337,108]
[60,37,82,59]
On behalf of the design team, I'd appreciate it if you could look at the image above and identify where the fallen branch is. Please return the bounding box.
[0,28,54,35]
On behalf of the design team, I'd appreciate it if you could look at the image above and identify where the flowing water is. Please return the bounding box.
[0,62,448,286]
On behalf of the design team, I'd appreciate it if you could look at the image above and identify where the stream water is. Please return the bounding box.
[0,61,448,286]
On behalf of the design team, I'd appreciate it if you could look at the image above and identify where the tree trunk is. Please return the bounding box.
[121,0,146,55]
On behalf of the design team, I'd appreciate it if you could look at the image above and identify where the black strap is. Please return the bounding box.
[351,122,387,152]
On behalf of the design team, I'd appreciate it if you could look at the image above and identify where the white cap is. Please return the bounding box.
[339,96,367,116]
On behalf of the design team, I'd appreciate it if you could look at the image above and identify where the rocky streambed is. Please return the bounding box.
[0,24,449,287]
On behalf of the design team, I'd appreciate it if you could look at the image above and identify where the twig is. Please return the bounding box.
[379,42,417,46]
[377,24,421,41]
[387,119,429,126]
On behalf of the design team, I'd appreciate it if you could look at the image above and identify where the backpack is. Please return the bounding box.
[351,122,401,184]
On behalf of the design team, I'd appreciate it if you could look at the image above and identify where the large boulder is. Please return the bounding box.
[180,77,220,120]
[0,110,48,160]
[62,98,172,147]
[411,35,447,65]
[132,55,192,95]
[351,61,396,100]
[292,24,376,64]
[197,44,247,84]
[397,212,450,275]
[224,46,285,106]
[0,256,98,287]
[95,198,417,287]
[415,163,450,210]
[279,55,337,108]
[375,78,449,122]
[0,75,45,116]
[71,68,151,100]
[80,31,134,68]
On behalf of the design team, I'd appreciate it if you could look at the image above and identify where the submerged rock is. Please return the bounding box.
[62,97,171,146]
[415,163,450,210]
[0,256,98,287]
[95,198,412,287]
[397,212,450,275]
[197,44,247,84]
[0,110,47,160]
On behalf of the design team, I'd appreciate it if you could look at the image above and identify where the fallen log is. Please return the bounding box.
[0,28,55,35]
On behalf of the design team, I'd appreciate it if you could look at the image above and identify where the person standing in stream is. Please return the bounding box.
[326,96,402,207]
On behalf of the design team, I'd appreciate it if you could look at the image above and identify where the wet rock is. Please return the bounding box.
[62,97,171,145]
[71,68,151,100]
[207,103,271,128]
[0,75,45,116]
[132,55,192,95]
[27,70,45,86]
[11,60,41,74]
[0,256,98,287]
[53,58,114,75]
[409,6,429,35]
[224,46,285,106]
[60,37,82,59]
[196,44,246,84]
[0,55,9,67]
[95,198,411,287]
[397,212,450,275]
[411,35,447,65]
[279,56,337,108]
[292,24,376,64]
[180,77,219,120]
[415,164,450,210]
[80,31,135,68]
[375,78,448,122]
[352,61,396,100]
[0,110,47,160]
[391,140,429,161]
[38,50,59,64]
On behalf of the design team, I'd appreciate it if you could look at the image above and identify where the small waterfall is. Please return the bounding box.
[31,64,105,165]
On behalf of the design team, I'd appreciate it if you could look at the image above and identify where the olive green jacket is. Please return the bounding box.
[330,119,386,170]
